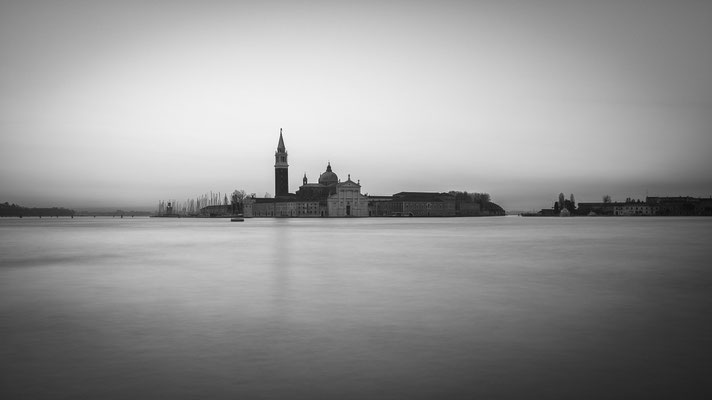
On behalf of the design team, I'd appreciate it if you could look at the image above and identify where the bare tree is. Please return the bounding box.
[231,190,247,214]
[602,195,612,203]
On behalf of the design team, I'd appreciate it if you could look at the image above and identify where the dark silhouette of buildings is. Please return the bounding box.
[559,196,712,216]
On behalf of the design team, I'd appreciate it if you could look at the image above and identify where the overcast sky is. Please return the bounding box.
[1,0,711,211]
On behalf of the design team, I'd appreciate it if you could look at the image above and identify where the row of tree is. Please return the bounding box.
[554,193,576,214]
[601,195,644,204]
[0,202,75,217]
[157,189,260,216]
[448,191,491,204]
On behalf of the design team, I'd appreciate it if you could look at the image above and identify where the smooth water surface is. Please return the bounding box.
[1,217,711,399]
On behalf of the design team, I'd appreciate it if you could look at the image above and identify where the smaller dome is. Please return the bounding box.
[318,162,338,186]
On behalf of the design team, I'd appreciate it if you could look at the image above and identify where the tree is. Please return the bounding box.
[561,193,576,213]
[448,191,469,201]
[231,190,246,214]
[448,191,491,204]
[564,199,574,213]
[471,192,491,204]
[602,195,611,203]
[554,201,560,214]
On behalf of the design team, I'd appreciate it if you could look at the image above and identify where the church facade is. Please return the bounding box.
[243,130,368,217]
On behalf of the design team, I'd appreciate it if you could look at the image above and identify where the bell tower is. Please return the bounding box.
[274,128,289,197]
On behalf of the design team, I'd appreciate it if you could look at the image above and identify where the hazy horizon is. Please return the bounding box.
[2,0,711,211]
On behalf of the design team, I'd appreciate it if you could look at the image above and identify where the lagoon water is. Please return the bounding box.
[1,216,711,399]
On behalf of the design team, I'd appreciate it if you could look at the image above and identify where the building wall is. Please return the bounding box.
[246,200,273,217]
[368,193,458,217]
[275,168,289,197]
[390,193,456,217]
[327,182,368,217]
[614,203,658,216]
[244,198,327,217]
[395,200,455,217]
[647,196,710,216]
[244,198,278,217]
[368,197,394,216]
[243,199,254,217]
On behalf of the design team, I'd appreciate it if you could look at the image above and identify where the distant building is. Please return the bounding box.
[242,130,501,218]
[328,176,369,217]
[576,196,712,216]
[388,192,456,217]
[296,163,339,201]
[613,202,658,216]
[647,196,712,216]
[574,201,656,216]
[367,196,396,217]
[244,131,367,217]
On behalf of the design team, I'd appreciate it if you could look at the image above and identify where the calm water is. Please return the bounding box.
[1,216,711,399]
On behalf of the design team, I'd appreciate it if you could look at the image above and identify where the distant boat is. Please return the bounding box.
[230,215,244,222]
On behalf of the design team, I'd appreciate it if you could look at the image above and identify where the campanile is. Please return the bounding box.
[274,128,289,197]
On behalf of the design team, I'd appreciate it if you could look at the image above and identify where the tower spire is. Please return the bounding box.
[277,128,286,152]
[274,129,289,197]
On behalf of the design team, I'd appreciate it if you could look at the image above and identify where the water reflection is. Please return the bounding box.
[1,217,711,399]
[271,219,293,317]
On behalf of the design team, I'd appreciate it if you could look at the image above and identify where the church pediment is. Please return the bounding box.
[337,181,360,188]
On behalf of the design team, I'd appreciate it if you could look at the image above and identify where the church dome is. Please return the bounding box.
[318,162,338,186]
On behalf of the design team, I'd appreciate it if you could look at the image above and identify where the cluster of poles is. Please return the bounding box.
[157,192,230,216]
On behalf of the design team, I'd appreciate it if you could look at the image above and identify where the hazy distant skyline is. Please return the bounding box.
[2,0,711,211]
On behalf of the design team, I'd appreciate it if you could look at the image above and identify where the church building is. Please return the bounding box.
[243,130,368,217]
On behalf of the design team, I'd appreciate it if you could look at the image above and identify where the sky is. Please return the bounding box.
[1,0,711,211]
